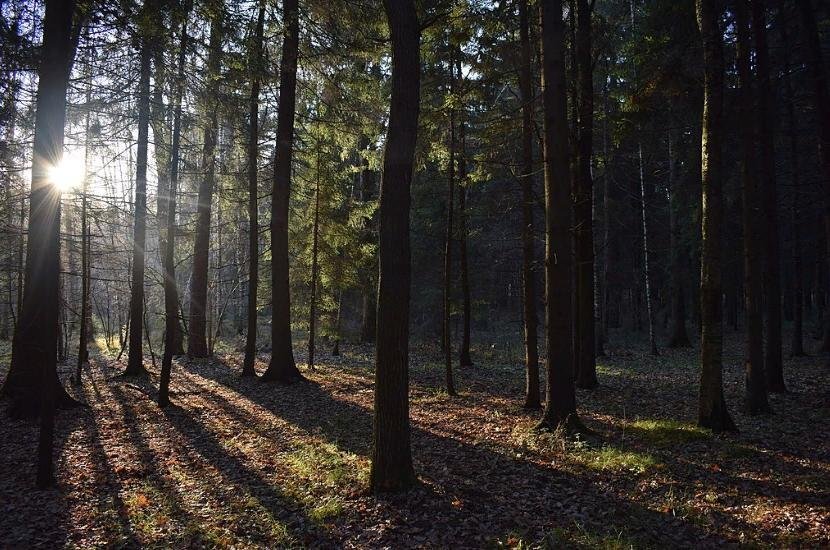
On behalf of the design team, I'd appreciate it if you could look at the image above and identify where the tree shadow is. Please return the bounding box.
[180,357,737,547]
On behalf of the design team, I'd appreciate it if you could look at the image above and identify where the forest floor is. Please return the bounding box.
[1,332,829,549]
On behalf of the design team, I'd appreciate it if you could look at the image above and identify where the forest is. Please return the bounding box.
[0,0,828,547]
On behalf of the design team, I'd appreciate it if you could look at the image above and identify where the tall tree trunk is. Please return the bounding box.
[736,0,770,415]
[537,0,582,433]
[629,0,657,356]
[262,0,303,382]
[74,64,91,386]
[370,0,420,493]
[187,2,222,358]
[780,0,804,359]
[696,0,737,432]
[457,59,473,369]
[574,0,597,387]
[359,139,377,344]
[600,58,612,352]
[752,0,783,390]
[243,0,265,377]
[797,0,830,356]
[308,147,321,372]
[518,0,540,409]
[124,37,152,376]
[668,131,691,347]
[443,53,457,395]
[159,9,189,408]
[3,0,77,485]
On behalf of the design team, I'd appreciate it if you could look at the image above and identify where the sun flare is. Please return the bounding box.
[48,149,86,192]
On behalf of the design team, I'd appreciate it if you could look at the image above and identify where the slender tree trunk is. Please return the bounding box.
[696,0,737,432]
[537,0,582,433]
[74,71,91,385]
[797,0,830,356]
[574,0,597,387]
[124,37,151,375]
[262,0,303,382]
[736,0,770,415]
[443,55,457,395]
[159,10,189,408]
[308,147,321,372]
[628,0,657,356]
[668,131,691,347]
[370,0,420,493]
[518,0,540,409]
[187,2,222,358]
[457,55,473,368]
[243,0,265,376]
[780,1,804,359]
[600,58,611,352]
[359,140,377,344]
[331,288,342,356]
[752,0,783,389]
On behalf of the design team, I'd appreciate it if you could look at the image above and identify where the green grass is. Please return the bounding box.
[575,445,660,474]
[627,419,709,447]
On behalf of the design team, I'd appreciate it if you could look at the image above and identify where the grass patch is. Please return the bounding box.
[575,445,659,474]
[310,497,344,524]
[550,526,638,549]
[627,419,709,447]
[284,440,367,490]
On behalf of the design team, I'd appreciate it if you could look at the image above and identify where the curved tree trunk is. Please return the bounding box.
[159,9,189,408]
[696,0,737,433]
[370,0,420,493]
[262,0,303,382]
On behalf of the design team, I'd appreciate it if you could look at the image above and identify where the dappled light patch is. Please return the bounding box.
[627,419,710,446]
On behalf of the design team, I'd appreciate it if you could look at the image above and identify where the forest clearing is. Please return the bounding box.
[2,333,828,548]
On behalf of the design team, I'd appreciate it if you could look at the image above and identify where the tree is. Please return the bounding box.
[457,53,473,369]
[518,0,540,409]
[573,0,597,388]
[696,0,736,432]
[262,0,303,382]
[6,0,77,486]
[796,0,830,357]
[187,0,223,358]
[159,5,189,408]
[751,0,783,391]
[370,0,420,493]
[443,49,457,395]
[537,0,582,433]
[124,14,153,377]
[242,0,265,377]
[735,0,770,415]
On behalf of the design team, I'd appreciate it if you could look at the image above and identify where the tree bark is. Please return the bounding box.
[796,0,830,356]
[243,0,265,377]
[443,52,457,395]
[370,0,420,493]
[696,0,737,432]
[262,0,303,382]
[574,0,597,387]
[751,0,783,389]
[518,0,540,409]
[537,0,582,433]
[1,0,76,485]
[124,39,152,376]
[457,54,473,368]
[187,1,222,358]
[736,0,770,415]
[159,8,189,408]
[780,0,803,360]
[308,147,321,372]
[668,131,691,348]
